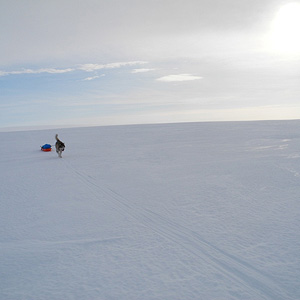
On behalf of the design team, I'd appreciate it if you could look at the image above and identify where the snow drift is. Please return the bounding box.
[1,121,299,300]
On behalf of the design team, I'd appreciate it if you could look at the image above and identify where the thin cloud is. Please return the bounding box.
[0,67,74,76]
[83,75,100,81]
[131,68,155,73]
[0,61,148,77]
[156,74,203,82]
[78,61,148,72]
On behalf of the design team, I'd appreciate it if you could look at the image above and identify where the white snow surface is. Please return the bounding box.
[1,121,300,300]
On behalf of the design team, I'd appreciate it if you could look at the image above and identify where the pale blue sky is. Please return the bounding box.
[1,0,300,130]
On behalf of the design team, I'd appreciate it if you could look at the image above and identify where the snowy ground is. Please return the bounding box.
[1,120,300,300]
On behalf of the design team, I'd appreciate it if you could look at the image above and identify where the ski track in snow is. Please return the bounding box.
[63,159,292,300]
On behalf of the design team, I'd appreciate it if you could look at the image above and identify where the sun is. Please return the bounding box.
[270,2,300,54]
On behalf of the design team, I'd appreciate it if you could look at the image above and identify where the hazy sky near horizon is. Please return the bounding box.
[1,0,300,129]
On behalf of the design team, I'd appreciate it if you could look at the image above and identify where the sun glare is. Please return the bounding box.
[270,2,300,54]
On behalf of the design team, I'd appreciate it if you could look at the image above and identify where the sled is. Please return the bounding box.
[41,144,52,152]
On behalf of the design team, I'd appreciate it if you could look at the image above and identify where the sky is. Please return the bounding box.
[1,0,300,130]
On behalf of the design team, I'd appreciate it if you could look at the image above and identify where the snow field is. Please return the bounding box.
[1,121,300,299]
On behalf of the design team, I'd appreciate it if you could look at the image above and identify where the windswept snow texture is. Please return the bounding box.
[1,121,300,300]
